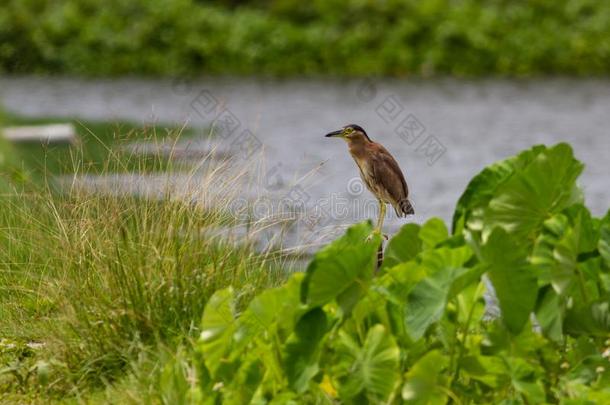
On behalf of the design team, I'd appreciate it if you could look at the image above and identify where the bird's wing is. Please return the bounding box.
[371,145,409,201]
[370,144,413,215]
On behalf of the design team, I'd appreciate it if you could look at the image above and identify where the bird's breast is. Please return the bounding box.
[351,154,371,178]
[351,155,380,194]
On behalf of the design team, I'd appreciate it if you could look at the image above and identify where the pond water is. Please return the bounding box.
[1,76,609,251]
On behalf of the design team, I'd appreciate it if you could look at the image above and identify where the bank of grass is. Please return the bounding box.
[0,120,287,402]
[2,114,200,181]
[0,139,16,193]
[1,0,610,77]
[0,111,21,193]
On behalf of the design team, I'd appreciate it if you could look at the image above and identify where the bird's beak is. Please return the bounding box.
[325,129,343,138]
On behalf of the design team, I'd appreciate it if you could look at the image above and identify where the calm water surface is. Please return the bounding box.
[1,77,608,247]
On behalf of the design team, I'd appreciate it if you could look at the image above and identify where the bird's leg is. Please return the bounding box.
[376,201,386,234]
[367,200,388,242]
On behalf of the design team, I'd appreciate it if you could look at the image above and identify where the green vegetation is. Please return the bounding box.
[1,0,610,77]
[0,192,284,400]
[2,139,610,403]
[167,143,609,403]
[0,121,286,402]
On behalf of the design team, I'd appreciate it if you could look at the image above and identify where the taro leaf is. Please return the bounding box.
[456,280,486,325]
[336,280,366,317]
[534,286,564,342]
[600,210,610,267]
[382,261,427,343]
[419,245,473,273]
[482,228,538,334]
[384,260,427,288]
[334,325,400,402]
[564,300,610,337]
[222,350,264,405]
[452,144,545,233]
[405,272,456,341]
[484,143,584,241]
[282,308,328,393]
[382,223,422,270]
[419,218,449,250]
[401,350,449,404]
[405,246,473,340]
[563,204,599,252]
[302,222,380,307]
[234,274,304,354]
[531,206,598,297]
[504,357,546,404]
[531,214,572,289]
[459,355,508,388]
[199,287,236,378]
[591,299,610,330]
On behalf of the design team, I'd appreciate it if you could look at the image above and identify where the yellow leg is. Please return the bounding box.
[367,200,387,242]
[376,200,386,234]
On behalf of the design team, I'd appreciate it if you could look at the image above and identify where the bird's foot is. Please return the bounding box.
[366,230,388,242]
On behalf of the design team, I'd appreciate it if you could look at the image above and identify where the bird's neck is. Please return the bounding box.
[348,139,370,160]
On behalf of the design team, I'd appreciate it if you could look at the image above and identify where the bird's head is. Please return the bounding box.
[325,124,371,144]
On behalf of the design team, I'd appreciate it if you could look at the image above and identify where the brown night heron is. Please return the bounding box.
[325,124,414,240]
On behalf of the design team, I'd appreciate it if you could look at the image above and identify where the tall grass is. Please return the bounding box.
[0,126,287,400]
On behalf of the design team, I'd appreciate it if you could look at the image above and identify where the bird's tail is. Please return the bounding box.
[395,199,415,217]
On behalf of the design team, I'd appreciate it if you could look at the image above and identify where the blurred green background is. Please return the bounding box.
[1,0,609,77]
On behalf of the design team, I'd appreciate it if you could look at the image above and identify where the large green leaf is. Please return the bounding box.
[199,287,236,378]
[402,350,449,404]
[563,204,599,252]
[483,143,584,240]
[418,217,449,250]
[531,206,599,298]
[460,355,509,388]
[282,308,328,393]
[405,246,473,340]
[333,324,400,402]
[221,349,265,405]
[227,276,307,399]
[482,228,538,334]
[382,223,422,270]
[504,357,546,404]
[301,222,380,307]
[405,271,457,341]
[564,300,610,337]
[452,145,545,233]
[599,210,610,268]
[336,279,367,317]
[382,218,450,272]
[534,286,564,341]
[381,261,428,344]
[456,281,487,326]
[531,214,574,291]
[234,274,304,353]
[462,335,547,400]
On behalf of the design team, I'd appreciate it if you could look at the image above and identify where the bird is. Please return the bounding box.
[325,124,414,240]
